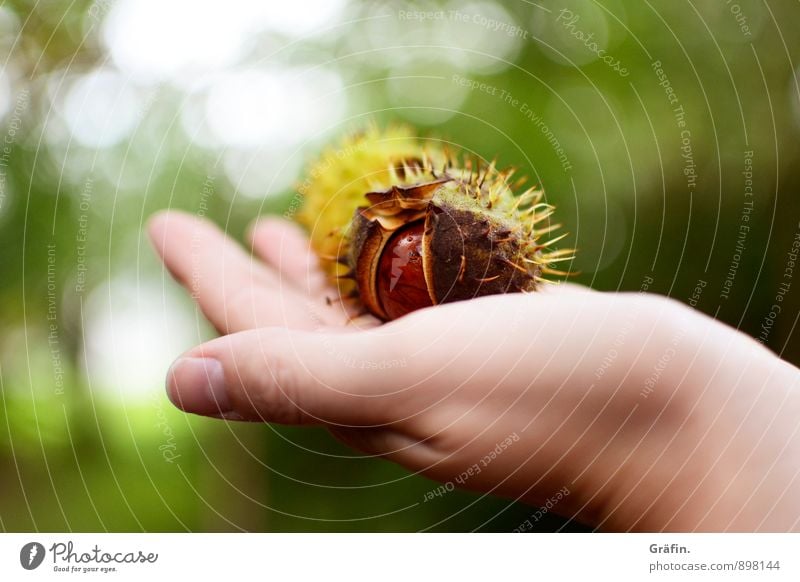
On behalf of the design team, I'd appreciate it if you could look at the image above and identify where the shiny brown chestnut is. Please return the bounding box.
[345,177,552,321]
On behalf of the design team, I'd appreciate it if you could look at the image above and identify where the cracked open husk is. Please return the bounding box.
[296,125,573,320]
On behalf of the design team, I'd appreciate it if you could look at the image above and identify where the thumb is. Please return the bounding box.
[165,327,400,426]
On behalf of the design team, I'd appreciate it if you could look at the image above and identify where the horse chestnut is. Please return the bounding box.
[346,176,558,321]
[376,221,432,320]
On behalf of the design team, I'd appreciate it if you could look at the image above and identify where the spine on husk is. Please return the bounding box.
[296,125,573,321]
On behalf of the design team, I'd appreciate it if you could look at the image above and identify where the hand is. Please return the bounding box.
[149,210,800,532]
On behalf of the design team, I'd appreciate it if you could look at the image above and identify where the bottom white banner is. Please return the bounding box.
[0,533,796,580]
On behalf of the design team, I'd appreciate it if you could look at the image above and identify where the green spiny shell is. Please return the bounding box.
[296,124,427,273]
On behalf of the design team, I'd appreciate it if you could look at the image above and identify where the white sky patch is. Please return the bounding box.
[436,1,523,74]
[356,1,520,74]
[103,0,247,83]
[83,277,202,400]
[178,89,222,150]
[0,5,20,53]
[223,148,304,199]
[102,0,349,84]
[61,69,142,149]
[386,61,469,125]
[262,0,349,36]
[204,67,345,150]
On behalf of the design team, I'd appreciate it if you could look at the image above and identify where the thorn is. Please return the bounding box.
[526,202,553,214]
[543,247,574,258]
[479,159,497,188]
[498,257,529,274]
[544,256,574,264]
[497,166,515,186]
[475,275,501,283]
[541,232,570,247]
[534,223,562,236]
[541,267,572,276]
[512,189,539,212]
[531,210,555,225]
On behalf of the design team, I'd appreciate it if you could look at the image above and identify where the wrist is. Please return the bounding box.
[695,354,800,531]
[602,301,800,531]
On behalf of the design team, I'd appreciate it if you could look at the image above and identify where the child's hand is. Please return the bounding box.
[149,210,800,532]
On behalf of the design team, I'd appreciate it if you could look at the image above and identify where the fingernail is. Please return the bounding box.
[167,357,231,415]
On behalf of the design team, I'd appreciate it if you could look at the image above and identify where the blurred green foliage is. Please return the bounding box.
[1,0,799,531]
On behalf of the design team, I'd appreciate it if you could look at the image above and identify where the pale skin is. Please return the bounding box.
[148,210,800,532]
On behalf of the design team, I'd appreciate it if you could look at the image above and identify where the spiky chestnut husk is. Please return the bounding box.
[296,127,572,321]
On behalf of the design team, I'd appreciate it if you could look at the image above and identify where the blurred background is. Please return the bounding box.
[1,0,799,532]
